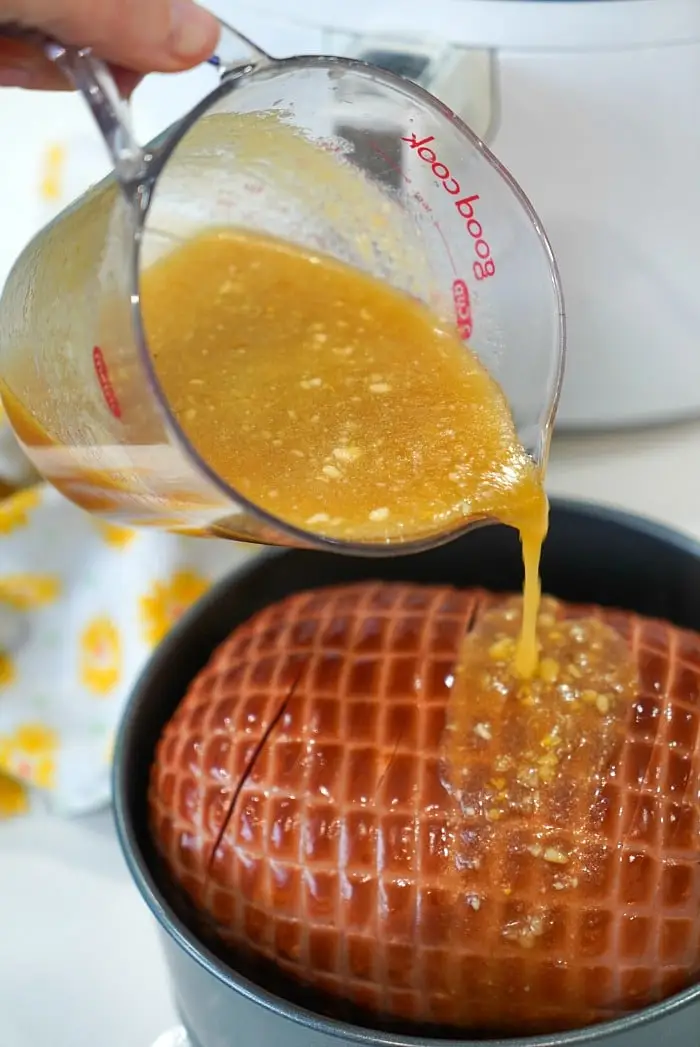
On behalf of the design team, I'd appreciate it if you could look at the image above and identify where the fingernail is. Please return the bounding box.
[169,0,219,60]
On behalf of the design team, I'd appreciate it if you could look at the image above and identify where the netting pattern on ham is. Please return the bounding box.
[149,582,700,1034]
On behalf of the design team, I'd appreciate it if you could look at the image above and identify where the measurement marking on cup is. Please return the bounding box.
[93,346,122,420]
[452,279,473,340]
[435,222,457,275]
[370,137,473,338]
[368,141,412,185]
[402,133,496,282]
[413,191,432,214]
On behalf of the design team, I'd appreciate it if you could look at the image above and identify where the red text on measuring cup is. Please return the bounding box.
[93,346,122,420]
[452,279,473,340]
[401,134,496,282]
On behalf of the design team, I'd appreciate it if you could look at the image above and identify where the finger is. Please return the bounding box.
[0,67,70,89]
[0,0,220,73]
[0,38,142,93]
[0,37,72,88]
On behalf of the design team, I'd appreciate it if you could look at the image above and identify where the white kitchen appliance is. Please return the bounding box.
[235,0,700,430]
[1,0,698,429]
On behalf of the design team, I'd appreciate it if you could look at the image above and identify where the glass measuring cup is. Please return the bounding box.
[0,19,565,554]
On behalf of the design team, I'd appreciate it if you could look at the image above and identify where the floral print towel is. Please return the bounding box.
[0,474,259,819]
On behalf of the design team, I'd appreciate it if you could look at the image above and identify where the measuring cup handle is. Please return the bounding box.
[46,17,274,183]
[0,25,144,185]
[2,17,273,192]
[47,42,146,185]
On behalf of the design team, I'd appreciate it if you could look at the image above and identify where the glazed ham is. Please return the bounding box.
[149,583,700,1034]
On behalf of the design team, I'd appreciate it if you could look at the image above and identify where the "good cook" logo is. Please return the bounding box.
[401,133,496,283]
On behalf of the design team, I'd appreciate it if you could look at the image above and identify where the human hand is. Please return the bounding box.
[0,0,220,92]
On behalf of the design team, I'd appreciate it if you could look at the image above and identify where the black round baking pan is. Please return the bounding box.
[113,498,700,1047]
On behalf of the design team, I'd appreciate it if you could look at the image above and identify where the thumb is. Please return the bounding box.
[2,0,220,73]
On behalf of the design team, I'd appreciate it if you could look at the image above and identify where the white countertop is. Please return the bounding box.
[1,420,699,1047]
[548,418,700,541]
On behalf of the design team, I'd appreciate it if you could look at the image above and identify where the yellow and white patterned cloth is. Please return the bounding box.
[0,421,259,820]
